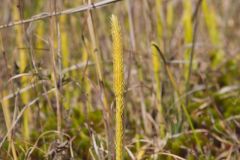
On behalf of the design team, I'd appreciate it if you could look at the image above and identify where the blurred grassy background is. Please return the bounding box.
[1,0,240,159]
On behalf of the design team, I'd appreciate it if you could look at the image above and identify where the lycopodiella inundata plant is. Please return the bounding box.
[152,43,203,154]
[60,14,71,110]
[183,0,193,81]
[151,43,165,138]
[60,15,69,69]
[0,32,17,160]
[13,4,31,141]
[202,0,223,68]
[156,0,163,43]
[111,15,125,160]
[1,92,18,160]
[36,21,44,54]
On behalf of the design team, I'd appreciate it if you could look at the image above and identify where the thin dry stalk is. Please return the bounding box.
[49,0,62,139]
[0,32,18,160]
[86,0,114,158]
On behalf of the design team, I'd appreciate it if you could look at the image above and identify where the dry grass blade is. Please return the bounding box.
[153,152,186,160]
[1,80,48,102]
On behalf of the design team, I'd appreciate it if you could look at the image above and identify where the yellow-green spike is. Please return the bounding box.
[151,43,165,137]
[82,40,92,111]
[60,14,71,110]
[156,0,163,43]
[36,20,44,57]
[111,15,125,160]
[167,1,174,37]
[1,91,18,160]
[13,3,31,141]
[60,15,69,68]
[183,0,193,80]
[202,0,223,68]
